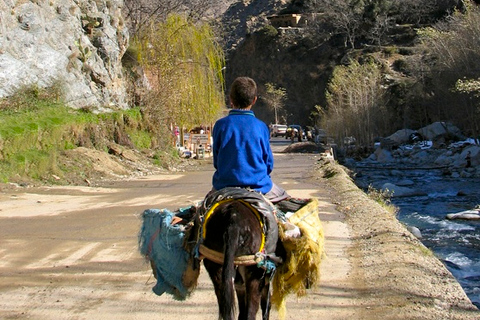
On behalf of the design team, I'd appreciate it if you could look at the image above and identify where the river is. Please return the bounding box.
[352,165,480,308]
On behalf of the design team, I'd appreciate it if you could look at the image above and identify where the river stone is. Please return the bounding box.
[374,148,394,163]
[381,183,426,197]
[446,210,480,220]
[434,154,452,166]
[407,225,422,239]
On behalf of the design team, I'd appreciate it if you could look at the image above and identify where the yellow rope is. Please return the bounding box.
[198,244,258,266]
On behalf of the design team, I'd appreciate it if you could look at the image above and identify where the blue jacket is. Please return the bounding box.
[212,109,273,194]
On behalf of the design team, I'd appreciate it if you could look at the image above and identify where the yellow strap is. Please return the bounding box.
[198,244,258,266]
[202,198,265,253]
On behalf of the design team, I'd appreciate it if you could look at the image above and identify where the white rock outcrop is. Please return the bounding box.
[0,0,129,110]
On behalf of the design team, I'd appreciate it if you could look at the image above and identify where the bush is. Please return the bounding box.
[258,25,279,38]
[392,59,408,73]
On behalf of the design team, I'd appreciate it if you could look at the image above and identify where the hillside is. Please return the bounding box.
[219,0,480,143]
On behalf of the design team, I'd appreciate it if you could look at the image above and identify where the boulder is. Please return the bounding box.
[374,148,394,163]
[386,129,416,145]
[379,137,399,150]
[434,154,453,166]
[417,122,464,143]
[410,150,430,162]
[450,146,480,168]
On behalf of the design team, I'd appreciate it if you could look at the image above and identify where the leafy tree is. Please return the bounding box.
[389,0,438,25]
[309,105,324,127]
[135,15,225,144]
[263,83,287,124]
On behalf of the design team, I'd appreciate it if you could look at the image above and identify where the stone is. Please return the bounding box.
[407,225,422,239]
[381,183,427,198]
[387,129,416,145]
[374,148,394,163]
[417,122,464,142]
[446,209,480,220]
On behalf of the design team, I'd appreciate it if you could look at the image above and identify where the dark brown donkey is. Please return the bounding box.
[200,200,280,320]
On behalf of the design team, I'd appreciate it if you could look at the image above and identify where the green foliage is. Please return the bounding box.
[135,14,225,134]
[0,86,162,183]
[259,25,279,38]
[392,58,408,73]
[382,46,398,56]
[127,130,152,149]
[151,147,179,169]
[0,83,63,112]
[75,37,92,62]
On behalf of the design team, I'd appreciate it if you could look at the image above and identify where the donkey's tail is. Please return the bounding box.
[219,203,241,320]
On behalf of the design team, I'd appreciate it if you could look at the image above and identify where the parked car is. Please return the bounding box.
[316,128,328,144]
[271,124,288,137]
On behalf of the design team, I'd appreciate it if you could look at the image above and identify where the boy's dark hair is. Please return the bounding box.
[229,77,257,109]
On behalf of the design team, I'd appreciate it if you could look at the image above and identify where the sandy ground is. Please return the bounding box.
[0,138,478,319]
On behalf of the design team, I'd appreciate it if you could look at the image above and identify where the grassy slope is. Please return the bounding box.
[0,89,178,185]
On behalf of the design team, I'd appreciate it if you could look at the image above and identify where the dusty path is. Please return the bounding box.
[0,138,478,319]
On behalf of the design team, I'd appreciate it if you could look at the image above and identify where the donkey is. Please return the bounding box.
[200,199,281,320]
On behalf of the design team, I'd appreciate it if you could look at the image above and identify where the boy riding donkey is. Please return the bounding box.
[139,77,324,320]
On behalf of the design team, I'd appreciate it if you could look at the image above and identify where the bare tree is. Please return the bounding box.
[367,14,394,47]
[324,60,388,148]
[263,83,287,125]
[306,0,364,48]
[418,1,480,138]
[123,0,214,38]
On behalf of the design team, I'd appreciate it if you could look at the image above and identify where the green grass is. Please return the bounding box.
[0,87,166,183]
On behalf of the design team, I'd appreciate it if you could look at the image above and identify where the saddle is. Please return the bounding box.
[198,187,281,268]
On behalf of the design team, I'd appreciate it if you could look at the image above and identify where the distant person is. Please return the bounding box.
[314,126,320,144]
[210,76,289,203]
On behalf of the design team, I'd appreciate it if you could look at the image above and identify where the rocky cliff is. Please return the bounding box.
[219,0,342,126]
[0,0,128,110]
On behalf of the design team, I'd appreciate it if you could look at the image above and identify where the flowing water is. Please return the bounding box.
[353,166,480,308]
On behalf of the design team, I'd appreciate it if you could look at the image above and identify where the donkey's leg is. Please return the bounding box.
[235,267,247,320]
[244,266,264,320]
[260,279,272,320]
[203,259,223,319]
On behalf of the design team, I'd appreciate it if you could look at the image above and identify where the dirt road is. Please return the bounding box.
[0,138,478,319]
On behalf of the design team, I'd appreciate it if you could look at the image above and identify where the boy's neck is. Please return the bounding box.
[233,106,252,110]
